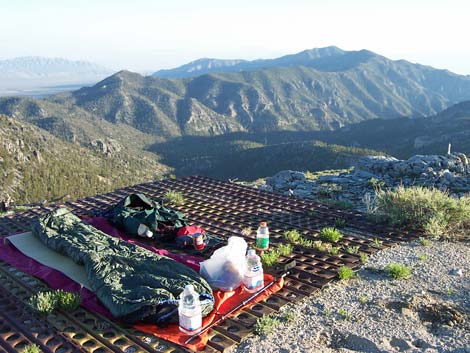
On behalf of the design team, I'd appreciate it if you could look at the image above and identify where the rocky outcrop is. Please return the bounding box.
[90,138,122,156]
[260,153,470,211]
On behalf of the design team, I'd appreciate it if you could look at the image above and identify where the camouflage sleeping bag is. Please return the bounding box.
[31,208,214,325]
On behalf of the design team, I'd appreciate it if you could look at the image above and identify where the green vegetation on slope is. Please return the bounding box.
[150,133,383,180]
[0,115,167,204]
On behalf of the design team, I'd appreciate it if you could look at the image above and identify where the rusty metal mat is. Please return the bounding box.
[0,176,417,352]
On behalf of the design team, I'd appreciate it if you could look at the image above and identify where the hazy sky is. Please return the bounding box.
[1,0,469,74]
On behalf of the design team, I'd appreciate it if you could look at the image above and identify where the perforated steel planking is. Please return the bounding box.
[0,175,418,352]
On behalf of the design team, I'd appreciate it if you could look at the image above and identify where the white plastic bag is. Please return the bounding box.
[199,236,247,292]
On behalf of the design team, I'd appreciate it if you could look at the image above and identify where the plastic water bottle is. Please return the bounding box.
[137,224,153,238]
[178,284,202,334]
[243,249,264,293]
[256,221,269,250]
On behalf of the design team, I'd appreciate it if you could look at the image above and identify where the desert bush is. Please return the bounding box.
[284,229,302,244]
[385,263,411,280]
[260,250,280,268]
[20,344,41,353]
[29,290,81,315]
[337,266,355,280]
[28,291,57,315]
[374,186,470,240]
[260,244,293,268]
[359,253,369,264]
[55,290,81,311]
[163,190,185,205]
[254,315,280,335]
[276,243,293,256]
[320,227,342,242]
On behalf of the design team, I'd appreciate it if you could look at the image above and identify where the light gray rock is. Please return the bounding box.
[254,152,470,213]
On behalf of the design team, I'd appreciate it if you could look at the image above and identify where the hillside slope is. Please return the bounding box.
[319,101,470,158]
[0,115,168,203]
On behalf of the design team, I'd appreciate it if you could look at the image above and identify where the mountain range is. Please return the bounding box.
[1,46,470,202]
[152,46,346,78]
[0,56,113,97]
[3,46,470,137]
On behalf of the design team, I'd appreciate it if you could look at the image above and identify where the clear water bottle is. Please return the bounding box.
[256,221,269,250]
[178,284,202,335]
[243,249,264,293]
[137,223,153,238]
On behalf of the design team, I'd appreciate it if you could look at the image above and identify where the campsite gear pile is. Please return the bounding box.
[185,260,295,345]
[110,193,188,239]
[199,236,247,292]
[110,193,222,253]
[2,191,285,350]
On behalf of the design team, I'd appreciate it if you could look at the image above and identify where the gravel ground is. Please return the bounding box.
[233,240,470,353]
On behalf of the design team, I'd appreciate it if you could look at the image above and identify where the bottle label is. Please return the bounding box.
[256,237,269,249]
[179,313,202,332]
[244,274,264,289]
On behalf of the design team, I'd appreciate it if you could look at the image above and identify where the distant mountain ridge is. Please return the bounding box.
[153,46,354,78]
[0,56,114,97]
[318,100,470,157]
[0,56,112,77]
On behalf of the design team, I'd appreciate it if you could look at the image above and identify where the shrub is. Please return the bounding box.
[320,227,342,242]
[284,230,302,244]
[338,308,352,320]
[328,246,342,255]
[281,310,296,323]
[337,266,355,280]
[372,238,383,248]
[260,250,280,268]
[418,237,431,246]
[29,290,81,315]
[345,245,359,255]
[28,291,57,315]
[284,230,315,248]
[368,177,385,190]
[385,264,411,280]
[163,190,185,205]
[313,240,326,252]
[417,254,428,262]
[276,243,293,257]
[260,243,293,267]
[359,253,369,264]
[299,238,314,248]
[374,186,470,240]
[254,315,280,335]
[20,344,41,353]
[55,290,81,311]
[358,296,368,305]
[334,218,347,228]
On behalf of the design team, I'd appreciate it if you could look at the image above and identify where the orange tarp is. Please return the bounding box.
[134,274,284,351]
